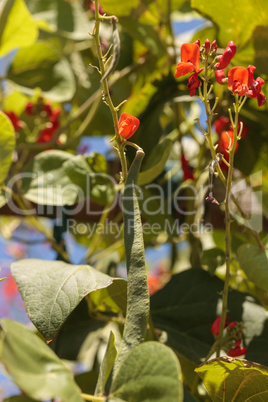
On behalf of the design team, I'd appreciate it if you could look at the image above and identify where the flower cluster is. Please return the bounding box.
[25,100,62,144]
[174,39,266,106]
[211,316,247,357]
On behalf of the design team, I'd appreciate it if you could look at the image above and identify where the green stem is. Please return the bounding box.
[93,0,128,183]
[217,95,239,356]
[81,393,105,402]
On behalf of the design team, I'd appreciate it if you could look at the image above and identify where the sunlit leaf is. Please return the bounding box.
[11,259,120,340]
[0,0,38,57]
[0,111,16,183]
[196,356,268,401]
[192,0,268,47]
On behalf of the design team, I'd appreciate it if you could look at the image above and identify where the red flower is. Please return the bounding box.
[175,43,200,78]
[246,65,266,107]
[215,41,236,70]
[3,111,23,131]
[215,69,227,85]
[181,153,195,181]
[187,72,201,96]
[214,116,230,134]
[228,67,249,96]
[218,130,239,161]
[37,125,57,143]
[228,65,266,106]
[228,346,247,357]
[211,316,228,336]
[118,113,140,140]
[25,102,34,115]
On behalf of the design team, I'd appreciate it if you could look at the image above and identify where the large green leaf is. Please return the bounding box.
[237,244,268,291]
[0,0,38,57]
[192,0,268,47]
[110,342,183,402]
[113,150,150,376]
[151,268,268,365]
[0,111,16,183]
[8,41,76,101]
[21,150,79,206]
[196,356,268,401]
[4,396,38,402]
[0,319,83,402]
[11,259,121,340]
[138,130,178,186]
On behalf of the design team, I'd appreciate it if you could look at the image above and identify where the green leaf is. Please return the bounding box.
[151,268,268,365]
[201,248,225,275]
[237,244,268,292]
[0,319,83,401]
[113,150,150,376]
[120,17,166,57]
[63,153,116,206]
[49,299,105,360]
[196,356,268,401]
[75,370,99,395]
[110,342,183,402]
[95,331,117,396]
[21,150,79,206]
[0,0,38,57]
[99,0,139,16]
[192,0,268,47]
[0,187,8,208]
[138,130,178,185]
[11,259,120,340]
[90,279,127,316]
[8,41,76,102]
[0,111,16,183]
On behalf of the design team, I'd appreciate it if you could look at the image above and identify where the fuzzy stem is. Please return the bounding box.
[92,0,128,183]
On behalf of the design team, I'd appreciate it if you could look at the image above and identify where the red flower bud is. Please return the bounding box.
[215,69,227,85]
[215,41,236,70]
[187,72,200,96]
[194,39,200,47]
[228,346,247,357]
[211,316,228,336]
[118,113,140,139]
[211,40,217,52]
[204,39,211,54]
[227,321,237,330]
[25,102,34,115]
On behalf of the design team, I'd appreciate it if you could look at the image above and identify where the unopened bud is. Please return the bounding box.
[194,39,200,47]
[211,40,217,53]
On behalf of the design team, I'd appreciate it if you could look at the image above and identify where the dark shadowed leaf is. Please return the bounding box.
[151,268,268,365]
